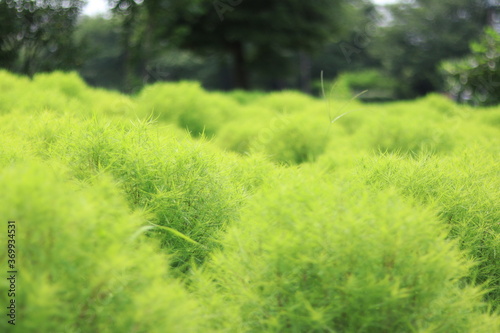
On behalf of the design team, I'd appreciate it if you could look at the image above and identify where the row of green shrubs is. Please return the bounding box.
[0,70,499,331]
[1,70,498,165]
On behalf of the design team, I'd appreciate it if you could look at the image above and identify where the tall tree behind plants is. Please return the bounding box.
[108,0,145,92]
[370,0,490,99]
[74,16,126,90]
[130,0,349,90]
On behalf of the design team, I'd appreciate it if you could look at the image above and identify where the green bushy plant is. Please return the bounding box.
[359,110,456,157]
[39,116,245,271]
[0,107,269,274]
[0,113,37,165]
[330,69,398,101]
[32,71,90,100]
[0,162,202,332]
[249,112,330,165]
[214,106,277,154]
[358,149,500,308]
[475,105,500,129]
[177,91,239,137]
[216,117,270,154]
[136,81,239,136]
[0,70,31,114]
[418,93,462,115]
[341,97,498,158]
[136,81,205,123]
[1,69,500,331]
[227,89,266,105]
[196,171,498,332]
[0,70,138,119]
[251,90,318,113]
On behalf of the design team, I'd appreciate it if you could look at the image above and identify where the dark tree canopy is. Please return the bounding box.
[109,0,348,89]
[370,0,491,98]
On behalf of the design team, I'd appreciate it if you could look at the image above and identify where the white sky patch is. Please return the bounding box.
[373,0,402,4]
[82,0,110,16]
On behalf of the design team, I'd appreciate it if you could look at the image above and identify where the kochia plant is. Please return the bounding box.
[196,170,499,332]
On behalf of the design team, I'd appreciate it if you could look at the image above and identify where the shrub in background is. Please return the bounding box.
[215,105,334,165]
[418,93,462,115]
[0,113,37,165]
[250,112,331,165]
[474,105,500,129]
[196,170,499,332]
[0,70,138,119]
[32,71,90,101]
[358,109,456,157]
[214,105,278,154]
[334,69,398,102]
[342,97,498,158]
[177,91,239,137]
[135,81,239,136]
[251,90,318,113]
[215,117,270,154]
[227,89,266,105]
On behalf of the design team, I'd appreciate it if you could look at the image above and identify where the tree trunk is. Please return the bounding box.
[121,3,141,93]
[122,17,134,93]
[230,41,249,89]
[298,51,312,94]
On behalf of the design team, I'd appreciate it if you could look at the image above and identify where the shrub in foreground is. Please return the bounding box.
[196,171,499,332]
[44,116,246,272]
[1,111,269,273]
[359,149,500,308]
[0,162,202,332]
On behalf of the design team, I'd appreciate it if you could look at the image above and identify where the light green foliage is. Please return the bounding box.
[325,70,398,101]
[0,71,499,331]
[358,148,500,307]
[0,70,138,119]
[250,90,318,114]
[0,162,201,332]
[249,112,330,165]
[197,171,499,332]
[227,90,266,105]
[214,105,280,154]
[0,112,250,272]
[136,81,239,136]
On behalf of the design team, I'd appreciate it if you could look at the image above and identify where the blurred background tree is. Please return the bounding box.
[0,1,18,69]
[368,0,492,99]
[0,0,499,104]
[0,0,84,76]
[441,28,500,106]
[74,16,125,90]
[105,0,350,92]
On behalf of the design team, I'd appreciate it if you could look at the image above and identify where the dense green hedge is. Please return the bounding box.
[0,70,498,331]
